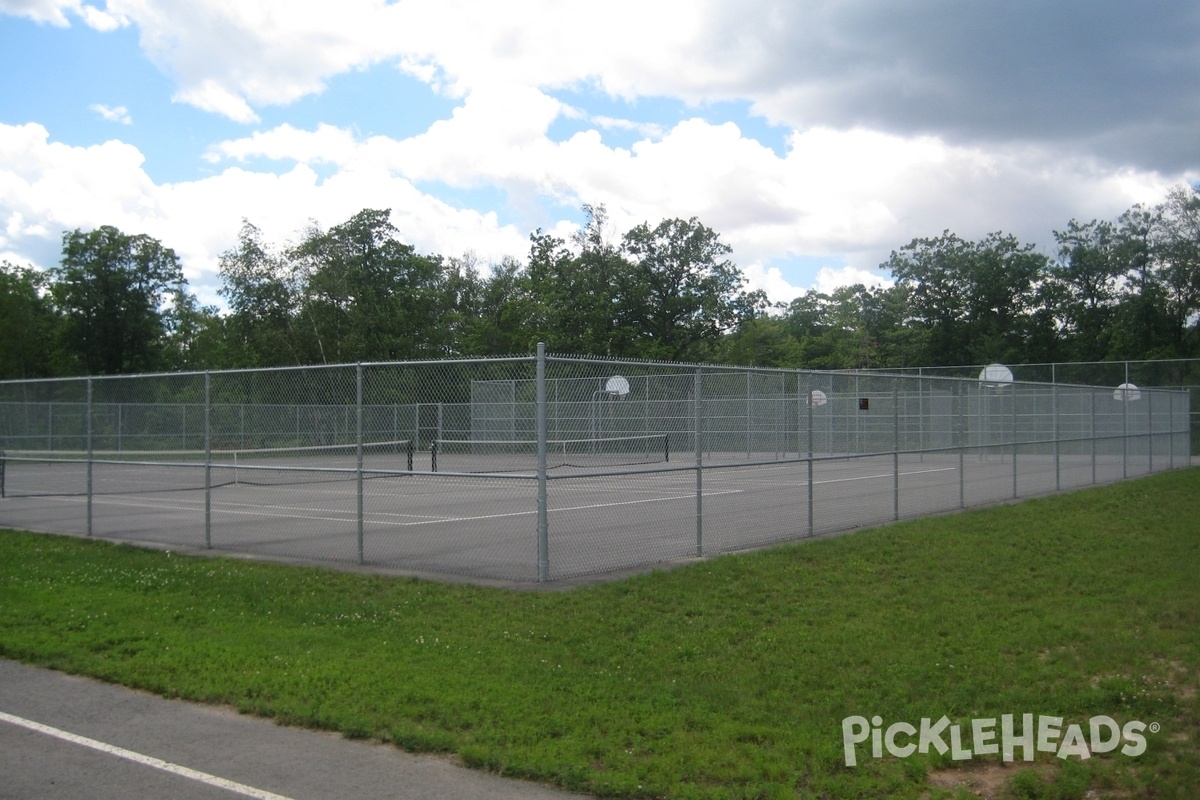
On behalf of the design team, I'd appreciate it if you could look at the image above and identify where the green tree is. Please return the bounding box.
[619,216,764,361]
[883,232,972,364]
[51,226,183,375]
[1155,185,1200,355]
[525,204,631,355]
[1050,219,1123,361]
[451,255,537,356]
[1108,204,1177,359]
[162,286,228,371]
[0,261,62,379]
[885,231,1049,365]
[218,220,305,367]
[292,209,449,362]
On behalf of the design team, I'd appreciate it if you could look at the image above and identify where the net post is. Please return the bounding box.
[431,440,439,473]
[356,363,364,566]
[86,377,93,537]
[204,372,212,550]
[536,344,549,582]
[406,438,414,472]
[694,367,703,558]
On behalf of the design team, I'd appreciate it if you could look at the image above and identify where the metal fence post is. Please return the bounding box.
[356,363,364,565]
[1122,389,1129,480]
[893,380,900,521]
[1011,383,1018,499]
[958,380,965,509]
[694,368,703,557]
[86,377,93,537]
[1090,389,1097,485]
[204,372,212,549]
[918,368,925,454]
[1168,390,1174,469]
[1147,387,1153,473]
[807,379,815,537]
[1053,383,1060,492]
[536,344,549,582]
[746,371,752,459]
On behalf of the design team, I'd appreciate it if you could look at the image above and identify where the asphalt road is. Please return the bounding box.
[0,659,585,800]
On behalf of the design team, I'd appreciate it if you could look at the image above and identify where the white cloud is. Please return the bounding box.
[0,123,529,300]
[89,103,132,124]
[106,0,403,120]
[814,266,893,295]
[8,1,1197,179]
[0,0,74,25]
[2,1,1196,316]
[196,105,1184,305]
[742,263,805,304]
[0,0,126,29]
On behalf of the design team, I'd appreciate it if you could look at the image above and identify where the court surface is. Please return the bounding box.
[0,448,1161,584]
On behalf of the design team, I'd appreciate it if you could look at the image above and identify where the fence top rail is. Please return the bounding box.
[0,352,1194,398]
[0,355,540,388]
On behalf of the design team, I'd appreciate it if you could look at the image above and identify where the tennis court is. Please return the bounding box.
[0,353,1190,583]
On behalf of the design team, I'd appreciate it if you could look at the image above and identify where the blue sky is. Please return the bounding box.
[1,0,1197,309]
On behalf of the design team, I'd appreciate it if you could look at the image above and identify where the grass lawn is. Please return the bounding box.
[1,468,1197,799]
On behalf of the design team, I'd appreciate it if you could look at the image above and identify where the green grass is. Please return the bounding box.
[2,469,1198,800]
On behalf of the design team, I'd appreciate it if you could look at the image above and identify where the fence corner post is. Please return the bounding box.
[86,376,93,537]
[356,363,364,565]
[204,371,212,549]
[694,367,703,558]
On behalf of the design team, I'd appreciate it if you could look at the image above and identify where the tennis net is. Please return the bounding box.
[430,434,670,473]
[0,439,414,497]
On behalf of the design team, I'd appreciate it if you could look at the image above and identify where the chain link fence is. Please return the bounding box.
[839,358,1200,454]
[0,351,1191,582]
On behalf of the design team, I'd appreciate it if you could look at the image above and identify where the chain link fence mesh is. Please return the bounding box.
[0,353,1191,582]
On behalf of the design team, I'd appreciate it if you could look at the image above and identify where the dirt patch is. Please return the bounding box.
[1154,658,1196,701]
[926,759,1048,799]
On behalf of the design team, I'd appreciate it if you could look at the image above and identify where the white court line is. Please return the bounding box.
[45,493,536,528]
[813,466,957,486]
[0,710,295,800]
[33,466,958,529]
[551,489,742,513]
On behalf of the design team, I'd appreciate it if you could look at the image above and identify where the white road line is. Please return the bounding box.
[0,710,296,800]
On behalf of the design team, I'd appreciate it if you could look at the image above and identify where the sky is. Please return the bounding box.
[1,0,1198,310]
